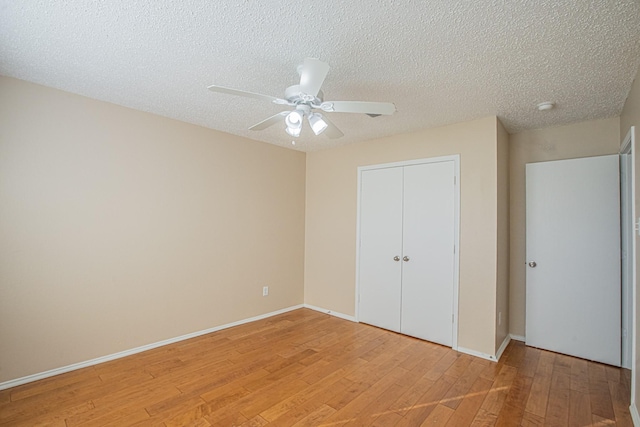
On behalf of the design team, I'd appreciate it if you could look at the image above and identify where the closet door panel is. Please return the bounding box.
[401,161,455,345]
[358,167,403,332]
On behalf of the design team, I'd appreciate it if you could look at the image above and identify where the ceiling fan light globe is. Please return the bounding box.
[309,113,328,135]
[286,126,301,137]
[312,121,328,135]
[285,110,303,127]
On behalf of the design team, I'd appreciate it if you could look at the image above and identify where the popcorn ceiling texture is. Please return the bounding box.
[1,0,639,152]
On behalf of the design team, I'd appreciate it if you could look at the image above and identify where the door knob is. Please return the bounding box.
[528,261,537,268]
[403,256,410,262]
[393,256,400,261]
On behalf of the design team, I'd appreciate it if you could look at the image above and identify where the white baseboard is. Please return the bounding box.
[457,346,498,362]
[305,305,511,364]
[631,402,640,426]
[495,335,511,362]
[510,334,526,342]
[0,304,304,391]
[303,304,357,322]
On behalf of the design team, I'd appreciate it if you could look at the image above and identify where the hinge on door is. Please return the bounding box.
[454,176,456,185]
[452,314,454,323]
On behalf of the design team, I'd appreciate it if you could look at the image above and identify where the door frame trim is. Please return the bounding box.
[620,129,635,370]
[355,155,461,350]
[620,127,636,404]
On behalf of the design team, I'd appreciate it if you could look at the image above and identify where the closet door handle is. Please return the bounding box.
[393,256,400,261]
[403,256,410,262]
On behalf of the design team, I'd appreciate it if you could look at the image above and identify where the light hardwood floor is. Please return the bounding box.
[0,308,633,426]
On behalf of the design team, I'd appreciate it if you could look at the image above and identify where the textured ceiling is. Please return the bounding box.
[1,1,639,152]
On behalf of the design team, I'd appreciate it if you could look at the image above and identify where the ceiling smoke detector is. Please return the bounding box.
[537,102,555,111]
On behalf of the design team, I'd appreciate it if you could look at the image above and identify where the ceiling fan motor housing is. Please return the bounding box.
[285,85,323,106]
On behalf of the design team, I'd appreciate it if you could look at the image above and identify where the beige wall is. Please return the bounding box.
[496,119,510,352]
[6,68,628,388]
[305,116,500,356]
[620,64,640,416]
[508,117,621,338]
[0,76,306,383]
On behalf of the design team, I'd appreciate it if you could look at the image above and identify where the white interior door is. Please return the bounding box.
[526,155,621,366]
[358,167,403,332]
[401,162,455,346]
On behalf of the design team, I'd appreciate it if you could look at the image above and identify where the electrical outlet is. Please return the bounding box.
[263,286,269,296]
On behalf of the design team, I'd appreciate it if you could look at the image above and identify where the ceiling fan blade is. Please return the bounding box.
[320,101,396,115]
[248,111,289,131]
[320,115,344,139]
[208,85,288,104]
[299,58,330,97]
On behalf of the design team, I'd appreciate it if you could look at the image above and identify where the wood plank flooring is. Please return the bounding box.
[0,308,632,426]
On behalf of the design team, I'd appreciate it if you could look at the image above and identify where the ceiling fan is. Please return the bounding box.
[207,58,396,139]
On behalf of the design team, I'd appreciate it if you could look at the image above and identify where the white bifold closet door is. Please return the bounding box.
[359,160,455,346]
[402,163,455,345]
[358,166,404,332]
